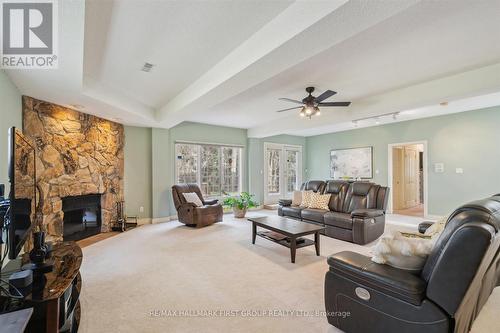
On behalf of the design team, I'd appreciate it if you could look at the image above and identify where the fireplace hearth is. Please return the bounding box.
[62,194,102,241]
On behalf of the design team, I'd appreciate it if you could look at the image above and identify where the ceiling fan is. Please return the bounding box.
[277,87,351,119]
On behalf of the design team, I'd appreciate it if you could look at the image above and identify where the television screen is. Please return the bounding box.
[7,127,36,259]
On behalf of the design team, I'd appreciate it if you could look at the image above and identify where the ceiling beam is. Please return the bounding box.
[157,0,421,127]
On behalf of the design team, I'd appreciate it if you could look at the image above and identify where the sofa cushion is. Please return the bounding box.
[300,190,314,208]
[301,208,328,223]
[292,190,302,206]
[281,206,303,219]
[308,192,331,210]
[182,192,203,207]
[324,211,353,229]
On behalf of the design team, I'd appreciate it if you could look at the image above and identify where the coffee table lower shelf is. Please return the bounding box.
[256,232,314,249]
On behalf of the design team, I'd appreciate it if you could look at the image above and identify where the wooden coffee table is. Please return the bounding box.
[247,216,325,263]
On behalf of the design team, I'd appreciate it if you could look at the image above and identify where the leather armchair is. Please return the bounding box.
[325,195,500,333]
[172,184,223,227]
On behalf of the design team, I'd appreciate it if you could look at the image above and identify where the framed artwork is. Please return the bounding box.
[330,146,373,179]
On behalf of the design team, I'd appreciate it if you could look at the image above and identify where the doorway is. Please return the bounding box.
[263,143,302,204]
[388,142,427,217]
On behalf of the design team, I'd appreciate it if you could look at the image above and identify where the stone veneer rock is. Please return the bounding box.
[22,96,124,242]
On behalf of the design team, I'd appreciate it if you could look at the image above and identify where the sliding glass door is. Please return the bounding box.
[264,143,302,204]
[175,143,242,198]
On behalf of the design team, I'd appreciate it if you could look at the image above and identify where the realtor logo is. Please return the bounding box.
[1,0,58,68]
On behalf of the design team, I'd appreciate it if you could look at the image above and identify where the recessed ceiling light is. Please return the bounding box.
[141,62,154,72]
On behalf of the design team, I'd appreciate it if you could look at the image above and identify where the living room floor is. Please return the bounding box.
[78,211,496,333]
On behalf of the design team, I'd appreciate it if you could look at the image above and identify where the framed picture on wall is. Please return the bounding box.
[330,146,373,179]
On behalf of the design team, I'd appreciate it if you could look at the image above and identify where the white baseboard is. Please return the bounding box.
[152,217,170,224]
[152,215,178,224]
[137,218,152,225]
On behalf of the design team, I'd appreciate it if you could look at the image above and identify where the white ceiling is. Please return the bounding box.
[5,0,500,137]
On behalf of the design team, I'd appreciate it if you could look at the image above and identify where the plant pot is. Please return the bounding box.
[233,206,247,218]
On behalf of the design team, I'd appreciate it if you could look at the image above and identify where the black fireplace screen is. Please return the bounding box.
[62,194,101,241]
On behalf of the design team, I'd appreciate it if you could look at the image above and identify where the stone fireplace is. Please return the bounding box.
[22,96,124,242]
[62,194,102,241]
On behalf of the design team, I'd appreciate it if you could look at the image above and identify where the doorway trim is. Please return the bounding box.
[387,140,428,218]
[263,142,303,205]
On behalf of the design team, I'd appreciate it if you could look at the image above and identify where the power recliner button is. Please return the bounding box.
[355,287,371,301]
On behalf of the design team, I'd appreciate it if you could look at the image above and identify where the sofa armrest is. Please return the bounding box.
[203,198,219,206]
[351,209,384,218]
[327,251,426,305]
[279,199,292,207]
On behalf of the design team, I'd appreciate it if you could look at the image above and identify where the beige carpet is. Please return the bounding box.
[78,211,417,333]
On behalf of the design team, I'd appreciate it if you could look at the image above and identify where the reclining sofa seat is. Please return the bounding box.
[279,180,389,244]
[278,180,326,219]
[324,194,500,333]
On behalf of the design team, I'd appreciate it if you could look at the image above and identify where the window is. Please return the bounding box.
[175,143,242,198]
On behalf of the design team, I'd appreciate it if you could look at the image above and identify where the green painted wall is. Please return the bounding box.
[248,135,307,204]
[124,126,152,219]
[150,122,248,217]
[306,107,500,216]
[152,128,171,219]
[0,70,22,193]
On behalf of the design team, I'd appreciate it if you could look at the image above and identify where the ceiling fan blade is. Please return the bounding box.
[318,101,351,107]
[279,98,304,104]
[276,106,303,113]
[314,90,337,102]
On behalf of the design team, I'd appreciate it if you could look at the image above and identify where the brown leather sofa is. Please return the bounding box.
[278,180,389,245]
[325,194,500,333]
[172,184,223,227]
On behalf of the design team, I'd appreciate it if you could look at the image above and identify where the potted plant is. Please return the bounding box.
[223,192,258,218]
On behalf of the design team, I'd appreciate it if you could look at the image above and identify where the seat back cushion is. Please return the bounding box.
[325,180,349,211]
[301,180,326,193]
[342,182,378,213]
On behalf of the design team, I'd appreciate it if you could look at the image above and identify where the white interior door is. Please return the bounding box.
[404,146,419,208]
[392,147,405,210]
[264,143,302,204]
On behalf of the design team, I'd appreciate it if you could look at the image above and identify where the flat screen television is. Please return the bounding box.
[7,127,36,259]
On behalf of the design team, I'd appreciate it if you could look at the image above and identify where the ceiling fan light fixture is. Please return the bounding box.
[305,107,313,115]
[299,108,306,117]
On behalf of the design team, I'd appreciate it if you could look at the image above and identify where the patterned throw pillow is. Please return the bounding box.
[182,192,203,207]
[292,191,302,206]
[300,191,313,208]
[308,192,331,210]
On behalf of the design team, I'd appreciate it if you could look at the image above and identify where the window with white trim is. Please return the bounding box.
[175,143,242,198]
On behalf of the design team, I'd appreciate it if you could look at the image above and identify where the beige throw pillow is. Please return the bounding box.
[182,192,203,207]
[300,191,313,208]
[308,192,331,210]
[292,191,302,206]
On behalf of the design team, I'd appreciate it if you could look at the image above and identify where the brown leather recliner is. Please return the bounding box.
[172,184,223,227]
